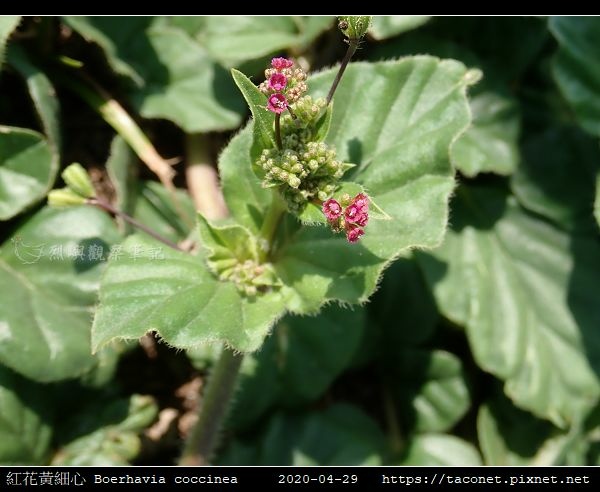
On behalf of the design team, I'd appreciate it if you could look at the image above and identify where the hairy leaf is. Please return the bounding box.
[0,207,120,381]
[92,234,286,353]
[417,184,600,426]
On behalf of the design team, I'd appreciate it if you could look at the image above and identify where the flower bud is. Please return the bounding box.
[62,163,95,198]
[48,188,87,207]
[338,16,372,40]
[288,175,301,188]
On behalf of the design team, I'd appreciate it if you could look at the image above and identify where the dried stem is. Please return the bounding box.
[56,71,193,228]
[185,134,228,221]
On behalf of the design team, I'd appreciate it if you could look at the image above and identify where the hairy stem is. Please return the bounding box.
[326,38,359,105]
[180,348,244,465]
[274,113,283,150]
[89,198,183,252]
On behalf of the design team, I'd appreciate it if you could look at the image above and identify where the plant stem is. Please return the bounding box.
[326,38,359,105]
[56,70,194,228]
[179,347,244,465]
[89,198,184,252]
[259,192,286,260]
[185,134,228,221]
[274,113,283,150]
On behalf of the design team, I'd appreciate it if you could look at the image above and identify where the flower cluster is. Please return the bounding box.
[213,258,279,296]
[257,141,346,213]
[322,193,369,243]
[259,57,308,114]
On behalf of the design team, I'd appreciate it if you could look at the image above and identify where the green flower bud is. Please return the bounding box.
[288,175,301,188]
[62,163,95,198]
[338,16,372,40]
[48,188,87,207]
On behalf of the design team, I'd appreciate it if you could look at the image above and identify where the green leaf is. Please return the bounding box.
[219,126,271,234]
[218,404,386,465]
[435,17,548,85]
[65,17,245,132]
[131,26,245,132]
[477,387,562,465]
[0,365,53,464]
[370,16,431,40]
[366,36,517,178]
[197,214,260,264]
[417,184,600,427]
[229,305,366,429]
[92,234,286,353]
[314,102,333,142]
[63,16,149,85]
[274,58,472,312]
[0,206,120,382]
[231,68,275,159]
[106,135,137,234]
[550,17,600,136]
[0,16,19,66]
[52,394,158,465]
[185,16,333,66]
[132,181,196,243]
[451,90,520,177]
[0,126,57,220]
[399,434,482,465]
[511,127,600,232]
[369,256,438,346]
[7,46,62,152]
[386,349,470,434]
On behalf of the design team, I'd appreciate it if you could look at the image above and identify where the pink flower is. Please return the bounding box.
[271,57,294,70]
[268,73,287,91]
[345,203,360,221]
[345,204,369,227]
[352,193,369,212]
[346,225,364,243]
[344,193,369,227]
[322,199,342,221]
[267,93,288,114]
[354,212,368,227]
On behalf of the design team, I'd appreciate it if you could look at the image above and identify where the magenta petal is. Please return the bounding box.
[346,225,364,243]
[268,73,287,91]
[267,93,288,114]
[345,203,360,221]
[322,199,342,220]
[271,57,294,70]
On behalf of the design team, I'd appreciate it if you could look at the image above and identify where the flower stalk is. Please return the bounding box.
[274,113,283,150]
[326,16,372,104]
